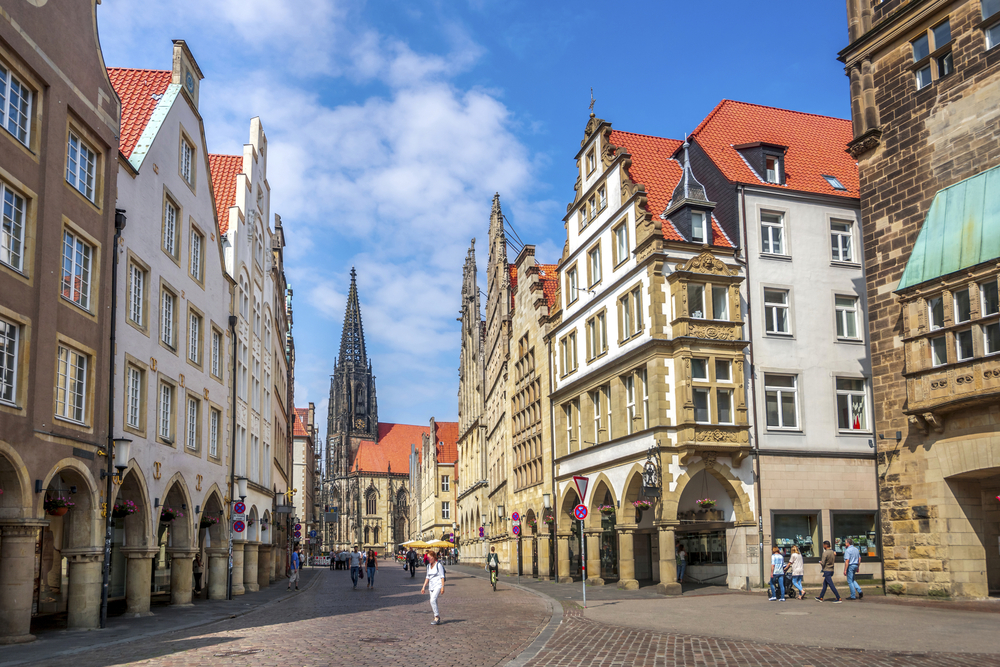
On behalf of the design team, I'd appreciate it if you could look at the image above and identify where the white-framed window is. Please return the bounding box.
[161,290,176,348]
[835,295,860,339]
[1,181,26,272]
[605,384,612,439]
[128,263,145,325]
[691,210,707,244]
[209,408,220,458]
[188,312,201,364]
[823,175,848,191]
[559,332,577,375]
[66,132,96,201]
[441,501,451,520]
[588,195,597,222]
[693,387,710,423]
[586,148,596,174]
[761,212,785,255]
[928,296,944,330]
[181,139,194,184]
[211,330,221,377]
[641,368,649,430]
[956,328,974,361]
[688,284,705,319]
[716,389,733,424]
[954,288,972,323]
[158,382,173,441]
[125,365,142,429]
[592,387,603,443]
[614,222,628,266]
[764,288,790,334]
[712,285,729,320]
[625,373,636,435]
[61,231,93,311]
[716,359,732,382]
[189,228,202,281]
[836,378,868,432]
[239,276,249,319]
[254,228,264,267]
[252,357,261,412]
[567,268,578,304]
[986,0,1000,49]
[251,433,260,481]
[930,335,948,366]
[264,319,271,351]
[0,64,32,146]
[631,287,643,332]
[163,200,178,257]
[764,374,798,429]
[0,316,19,404]
[253,293,261,337]
[986,321,1000,356]
[984,280,1000,355]
[691,358,709,381]
[598,185,607,210]
[564,402,575,449]
[186,396,199,450]
[831,220,854,262]
[237,342,248,399]
[441,475,450,492]
[588,245,601,286]
[765,155,782,184]
[55,345,87,424]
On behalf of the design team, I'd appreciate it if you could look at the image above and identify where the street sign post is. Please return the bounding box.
[573,504,588,520]
[233,520,246,533]
[570,478,590,610]
[572,476,589,505]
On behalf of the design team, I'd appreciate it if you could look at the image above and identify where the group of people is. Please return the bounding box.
[329,546,380,589]
[768,538,865,603]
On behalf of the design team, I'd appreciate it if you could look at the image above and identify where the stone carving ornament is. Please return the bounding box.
[696,430,738,443]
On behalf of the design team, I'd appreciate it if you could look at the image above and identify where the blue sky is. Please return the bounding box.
[97,0,851,436]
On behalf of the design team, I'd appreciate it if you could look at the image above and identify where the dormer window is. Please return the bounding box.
[691,211,707,244]
[765,154,783,184]
[822,175,847,191]
[586,148,596,174]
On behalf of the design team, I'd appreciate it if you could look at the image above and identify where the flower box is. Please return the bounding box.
[199,516,219,529]
[632,500,652,511]
[598,504,616,515]
[44,496,75,516]
[112,499,138,518]
[696,498,716,509]
[160,507,184,523]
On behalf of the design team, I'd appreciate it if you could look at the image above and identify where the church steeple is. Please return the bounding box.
[339,267,367,367]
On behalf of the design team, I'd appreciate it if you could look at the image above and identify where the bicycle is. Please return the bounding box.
[490,567,498,591]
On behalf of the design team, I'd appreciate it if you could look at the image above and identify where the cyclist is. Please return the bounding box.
[485,546,500,591]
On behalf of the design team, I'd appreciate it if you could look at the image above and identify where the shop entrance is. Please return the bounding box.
[949,470,1000,596]
[599,491,618,582]
[634,532,653,580]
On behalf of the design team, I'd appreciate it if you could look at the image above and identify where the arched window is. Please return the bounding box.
[355,384,364,414]
[373,527,380,544]
[366,489,377,515]
[254,225,264,267]
[364,525,370,544]
[239,276,249,319]
[396,488,407,513]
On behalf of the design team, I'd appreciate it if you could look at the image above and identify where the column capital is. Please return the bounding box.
[166,547,199,558]
[62,548,103,563]
[206,547,229,556]
[121,548,159,559]
[0,522,46,538]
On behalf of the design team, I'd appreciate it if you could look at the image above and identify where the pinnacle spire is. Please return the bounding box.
[671,135,708,204]
[338,267,367,366]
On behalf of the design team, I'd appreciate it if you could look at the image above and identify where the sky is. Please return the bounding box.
[96,0,851,440]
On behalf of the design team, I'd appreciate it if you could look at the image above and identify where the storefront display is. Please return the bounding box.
[677,530,727,565]
[832,512,879,560]
[772,512,820,559]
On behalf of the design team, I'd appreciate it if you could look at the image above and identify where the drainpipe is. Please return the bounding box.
[227,314,238,599]
[738,187,766,591]
[99,209,127,629]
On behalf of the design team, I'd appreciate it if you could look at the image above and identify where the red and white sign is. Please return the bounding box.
[573,476,589,503]
[574,504,588,521]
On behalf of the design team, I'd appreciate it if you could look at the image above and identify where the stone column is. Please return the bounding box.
[231,542,246,595]
[616,527,638,590]
[243,542,260,592]
[537,534,551,580]
[122,548,157,617]
[584,530,603,586]
[257,543,271,589]
[556,533,572,583]
[206,548,228,600]
[0,523,45,644]
[168,550,196,606]
[656,526,681,596]
[63,549,103,629]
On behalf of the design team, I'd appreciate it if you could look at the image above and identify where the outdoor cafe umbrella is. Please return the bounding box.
[402,540,432,549]
[425,540,453,549]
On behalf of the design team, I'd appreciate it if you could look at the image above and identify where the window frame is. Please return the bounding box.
[764,373,799,431]
[985,0,1000,50]
[126,254,149,333]
[763,287,792,336]
[0,62,34,147]
[613,220,629,268]
[159,283,178,352]
[123,359,146,435]
[835,377,870,433]
[830,219,855,263]
[161,193,181,261]
[189,223,204,284]
[441,475,450,492]
[60,228,94,313]
[441,501,451,520]
[54,342,89,426]
[835,294,862,341]
[211,327,223,379]
[830,510,883,563]
[157,377,176,444]
[209,407,221,459]
[691,210,707,245]
[0,179,27,274]
[0,314,20,406]
[179,129,197,189]
[559,331,578,377]
[566,265,579,305]
[587,242,602,288]
[760,211,786,256]
[66,129,97,203]
[912,18,954,90]
[586,148,596,175]
[185,394,201,453]
[187,306,203,367]
[764,153,784,184]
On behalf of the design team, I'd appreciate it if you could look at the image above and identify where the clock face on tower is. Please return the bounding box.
[185,71,195,94]
[355,417,366,429]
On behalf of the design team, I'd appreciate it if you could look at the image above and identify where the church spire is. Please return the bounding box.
[339,267,367,366]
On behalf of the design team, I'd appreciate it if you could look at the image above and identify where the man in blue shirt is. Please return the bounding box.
[843,539,862,600]
[287,547,301,591]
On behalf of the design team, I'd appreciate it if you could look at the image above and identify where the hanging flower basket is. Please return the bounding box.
[696,498,716,509]
[247,517,256,527]
[543,516,555,525]
[112,499,138,518]
[199,516,219,529]
[44,495,75,516]
[160,507,184,522]
[632,500,653,511]
[260,522,268,532]
[598,504,616,515]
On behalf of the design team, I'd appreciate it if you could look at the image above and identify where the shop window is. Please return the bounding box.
[677,530,727,565]
[772,512,820,560]
[831,512,880,561]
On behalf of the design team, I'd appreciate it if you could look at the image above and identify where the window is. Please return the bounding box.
[209,408,220,457]
[560,332,577,375]
[55,345,88,424]
[715,359,731,382]
[239,277,249,319]
[253,293,261,336]
[252,357,261,412]
[66,132,96,201]
[264,319,271,351]
[567,268,578,304]
[835,295,860,339]
[717,389,733,424]
[836,378,868,431]
[641,368,649,430]
[564,402,576,449]
[586,312,607,360]
[1,181,26,272]
[956,328,974,361]
[0,316,18,404]
[760,212,785,255]
[61,231,93,311]
[211,330,222,377]
[765,155,782,184]
[125,365,142,429]
[441,475,450,492]
[772,513,820,559]
[158,382,174,441]
[822,175,847,191]
[692,387,710,423]
[186,396,199,451]
[764,374,798,429]
[625,374,637,434]
[237,342,248,399]
[442,501,451,520]
[181,139,194,184]
[128,263,145,326]
[913,19,952,89]
[592,388,604,443]
[254,228,264,267]
[934,21,953,78]
[621,287,643,337]
[598,185,607,210]
[251,434,260,481]
[160,289,176,348]
[986,0,1000,49]
[691,210,707,244]
[688,284,705,319]
[930,335,948,366]
[913,33,931,88]
[712,285,729,320]
[928,296,944,330]
[0,65,32,145]
[189,228,203,281]
[954,288,971,323]
[588,245,601,286]
[831,512,880,560]
[986,321,1000,355]
[366,491,377,515]
[831,220,853,262]
[188,311,202,364]
[588,195,597,222]
[984,280,1000,355]
[586,148,596,174]
[764,289,790,334]
[614,223,628,266]
[691,358,709,381]
[163,200,178,257]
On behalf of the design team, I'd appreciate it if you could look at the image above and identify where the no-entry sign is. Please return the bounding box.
[574,504,588,521]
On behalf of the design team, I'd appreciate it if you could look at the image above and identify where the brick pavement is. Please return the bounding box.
[11,564,552,667]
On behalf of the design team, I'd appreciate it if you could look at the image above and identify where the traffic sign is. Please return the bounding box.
[574,504,588,521]
[234,501,246,514]
[512,524,520,536]
[294,530,301,538]
[233,520,246,533]
[573,476,589,504]
[309,530,317,538]
[511,511,520,522]
[294,523,302,531]
[478,527,485,537]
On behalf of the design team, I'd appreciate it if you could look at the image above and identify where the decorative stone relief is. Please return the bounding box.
[689,325,736,341]
[696,430,738,443]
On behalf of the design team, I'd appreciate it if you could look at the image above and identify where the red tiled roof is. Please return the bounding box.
[538,264,558,309]
[351,422,429,474]
[208,154,242,234]
[293,409,309,438]
[433,421,459,465]
[107,68,172,159]
[689,99,858,198]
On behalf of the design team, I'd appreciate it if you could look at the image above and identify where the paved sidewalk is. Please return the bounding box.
[0,569,314,667]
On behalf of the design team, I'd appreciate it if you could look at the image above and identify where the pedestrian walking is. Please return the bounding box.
[768,546,786,601]
[843,538,863,600]
[815,541,843,603]
[349,546,361,588]
[420,550,446,625]
[193,554,203,594]
[366,549,378,588]
[407,548,418,577]
[789,546,805,600]
[288,547,301,591]
[676,544,687,583]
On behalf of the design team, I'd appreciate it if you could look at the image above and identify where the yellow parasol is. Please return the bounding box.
[425,540,453,549]
[403,540,432,549]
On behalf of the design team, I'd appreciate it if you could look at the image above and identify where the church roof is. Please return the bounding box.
[351,422,429,474]
[338,267,367,366]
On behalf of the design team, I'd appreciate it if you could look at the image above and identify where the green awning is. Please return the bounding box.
[896,164,1000,292]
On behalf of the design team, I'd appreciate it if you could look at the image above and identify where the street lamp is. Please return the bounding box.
[112,437,133,474]
[236,476,248,502]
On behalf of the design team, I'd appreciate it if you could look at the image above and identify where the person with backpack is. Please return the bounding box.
[406,548,418,577]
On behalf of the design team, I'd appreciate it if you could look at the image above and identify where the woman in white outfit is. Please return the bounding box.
[420,550,446,625]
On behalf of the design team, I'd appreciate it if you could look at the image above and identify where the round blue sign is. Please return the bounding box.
[512,524,520,536]
[511,511,520,522]
[234,502,246,515]
[233,520,246,533]
[309,530,317,538]
[574,504,588,521]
